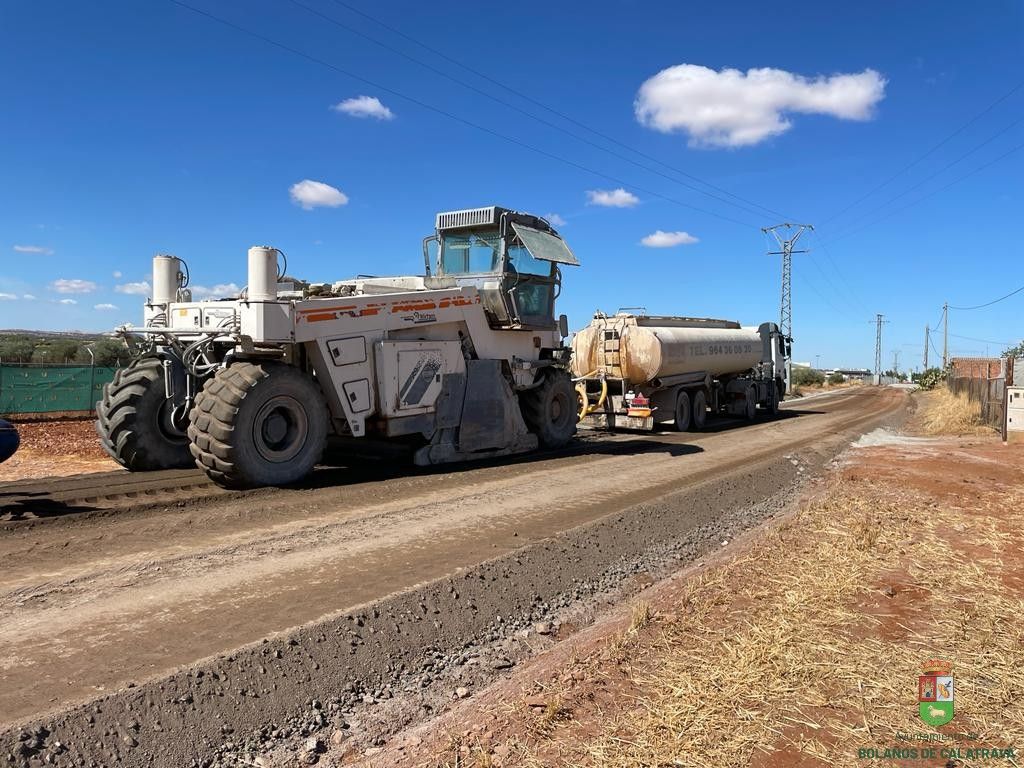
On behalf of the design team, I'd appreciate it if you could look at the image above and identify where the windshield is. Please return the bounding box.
[440,231,501,275]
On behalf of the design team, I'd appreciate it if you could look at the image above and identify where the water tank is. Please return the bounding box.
[572,314,764,384]
[152,255,183,305]
[248,246,279,301]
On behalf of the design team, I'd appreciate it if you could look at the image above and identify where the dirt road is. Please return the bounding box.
[0,387,904,765]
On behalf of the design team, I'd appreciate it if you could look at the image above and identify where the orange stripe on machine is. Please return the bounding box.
[390,301,438,313]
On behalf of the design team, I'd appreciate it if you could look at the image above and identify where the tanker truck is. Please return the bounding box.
[571,312,788,431]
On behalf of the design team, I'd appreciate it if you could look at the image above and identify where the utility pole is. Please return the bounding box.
[763,222,813,389]
[892,350,900,379]
[924,325,929,370]
[942,302,949,369]
[872,313,888,385]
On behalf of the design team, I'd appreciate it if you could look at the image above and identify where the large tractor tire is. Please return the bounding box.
[96,356,193,471]
[0,419,20,464]
[521,369,577,448]
[188,362,328,489]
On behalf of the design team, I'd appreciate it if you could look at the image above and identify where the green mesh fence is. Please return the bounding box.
[0,365,119,415]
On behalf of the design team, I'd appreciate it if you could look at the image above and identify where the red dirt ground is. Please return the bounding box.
[342,428,1023,768]
[0,418,119,481]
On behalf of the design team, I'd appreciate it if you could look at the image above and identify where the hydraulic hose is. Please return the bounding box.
[574,374,608,420]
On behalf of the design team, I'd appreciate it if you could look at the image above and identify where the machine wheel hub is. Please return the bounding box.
[254,396,309,463]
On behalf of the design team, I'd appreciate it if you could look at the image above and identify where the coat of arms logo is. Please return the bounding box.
[918,659,954,726]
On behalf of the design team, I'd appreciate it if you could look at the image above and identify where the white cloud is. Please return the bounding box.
[94,303,118,310]
[641,230,700,248]
[634,64,887,148]
[190,282,241,299]
[0,292,17,300]
[289,179,349,210]
[22,294,36,300]
[13,244,54,255]
[51,278,97,294]
[112,270,123,279]
[545,213,567,227]
[331,95,395,120]
[58,298,77,305]
[586,188,640,208]
[115,280,151,295]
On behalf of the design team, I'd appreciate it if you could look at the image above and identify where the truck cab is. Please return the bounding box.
[425,206,578,332]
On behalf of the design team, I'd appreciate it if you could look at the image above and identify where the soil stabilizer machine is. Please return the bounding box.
[97,207,579,488]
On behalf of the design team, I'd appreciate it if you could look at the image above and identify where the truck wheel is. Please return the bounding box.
[691,390,708,430]
[674,390,692,432]
[96,356,193,471]
[743,386,757,421]
[188,362,328,488]
[521,369,577,448]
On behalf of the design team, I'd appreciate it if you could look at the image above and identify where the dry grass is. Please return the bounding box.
[435,734,500,768]
[919,388,989,435]
[528,695,572,739]
[510,465,1024,768]
[629,600,653,633]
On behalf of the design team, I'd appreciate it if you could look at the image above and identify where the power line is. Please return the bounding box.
[949,282,1024,311]
[822,78,1024,226]
[323,0,793,223]
[169,0,758,229]
[286,0,773,224]
[948,332,1016,347]
[826,114,1024,241]
[820,139,1024,246]
[806,229,870,314]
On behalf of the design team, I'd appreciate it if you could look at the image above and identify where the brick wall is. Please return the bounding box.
[950,357,1003,380]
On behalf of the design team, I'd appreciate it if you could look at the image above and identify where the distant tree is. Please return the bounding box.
[1003,340,1024,359]
[74,337,131,367]
[0,335,36,363]
[827,372,846,385]
[791,367,826,387]
[30,338,81,364]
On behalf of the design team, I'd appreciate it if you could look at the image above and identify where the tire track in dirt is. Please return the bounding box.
[0,388,903,767]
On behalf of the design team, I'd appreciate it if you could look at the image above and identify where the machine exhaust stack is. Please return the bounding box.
[152,255,183,305]
[247,246,279,301]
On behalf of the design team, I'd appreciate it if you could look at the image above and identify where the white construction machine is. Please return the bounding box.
[572,312,788,431]
[97,206,579,488]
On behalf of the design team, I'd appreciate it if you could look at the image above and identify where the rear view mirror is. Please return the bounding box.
[558,314,569,339]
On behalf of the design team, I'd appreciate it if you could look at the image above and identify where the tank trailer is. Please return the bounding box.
[571,312,788,431]
[97,207,579,488]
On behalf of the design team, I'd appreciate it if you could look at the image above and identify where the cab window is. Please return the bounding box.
[507,244,553,277]
[440,232,501,275]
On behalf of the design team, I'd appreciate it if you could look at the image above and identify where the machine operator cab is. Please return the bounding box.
[423,206,579,331]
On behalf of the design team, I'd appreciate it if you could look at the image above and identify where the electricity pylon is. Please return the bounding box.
[763,223,813,387]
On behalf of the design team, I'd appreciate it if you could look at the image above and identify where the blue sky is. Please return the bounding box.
[1,0,1021,370]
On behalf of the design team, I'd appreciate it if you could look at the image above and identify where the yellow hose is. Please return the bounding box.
[575,375,608,420]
